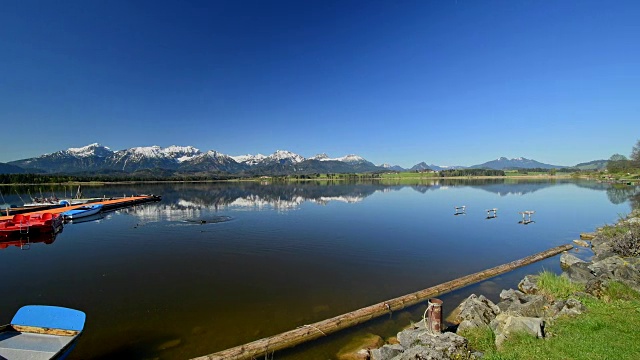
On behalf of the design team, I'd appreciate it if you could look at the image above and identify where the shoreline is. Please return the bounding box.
[0,174,577,186]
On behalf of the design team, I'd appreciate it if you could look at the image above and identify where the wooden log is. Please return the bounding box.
[191,243,573,360]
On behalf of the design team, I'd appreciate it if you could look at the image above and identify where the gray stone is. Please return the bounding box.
[453,294,500,333]
[557,298,586,318]
[371,344,403,360]
[395,331,471,360]
[589,255,626,276]
[498,290,548,318]
[560,252,586,268]
[518,275,539,294]
[490,314,544,348]
[563,262,595,284]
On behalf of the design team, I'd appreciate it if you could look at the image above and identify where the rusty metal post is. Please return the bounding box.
[426,298,443,334]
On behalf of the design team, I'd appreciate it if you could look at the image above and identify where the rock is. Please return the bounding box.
[573,239,591,247]
[557,298,586,317]
[587,255,640,291]
[490,314,544,348]
[589,255,626,276]
[563,262,595,284]
[518,275,539,294]
[393,332,473,360]
[337,333,384,360]
[580,232,596,240]
[453,294,500,333]
[370,344,403,360]
[498,289,548,318]
[560,252,586,268]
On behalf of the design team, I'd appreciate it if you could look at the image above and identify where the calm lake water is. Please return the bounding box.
[1,179,638,359]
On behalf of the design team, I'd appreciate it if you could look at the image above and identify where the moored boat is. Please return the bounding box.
[61,204,103,220]
[0,305,86,360]
[0,213,63,239]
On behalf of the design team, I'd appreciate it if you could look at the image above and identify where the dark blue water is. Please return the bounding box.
[0,180,636,359]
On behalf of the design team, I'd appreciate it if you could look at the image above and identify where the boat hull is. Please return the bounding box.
[0,305,85,360]
[0,213,63,239]
[61,204,103,220]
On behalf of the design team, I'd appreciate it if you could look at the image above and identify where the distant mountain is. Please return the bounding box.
[379,163,406,172]
[11,143,114,173]
[574,159,608,170]
[470,157,563,170]
[409,162,432,172]
[0,162,26,174]
[8,144,382,175]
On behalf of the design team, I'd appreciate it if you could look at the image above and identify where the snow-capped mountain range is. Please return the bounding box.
[4,143,566,175]
[7,143,380,174]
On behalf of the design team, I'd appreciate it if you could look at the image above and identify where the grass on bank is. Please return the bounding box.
[461,272,640,360]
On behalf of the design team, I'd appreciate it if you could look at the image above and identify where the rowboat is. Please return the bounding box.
[61,204,103,220]
[0,305,85,360]
[0,213,63,239]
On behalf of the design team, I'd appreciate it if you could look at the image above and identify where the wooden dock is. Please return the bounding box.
[0,195,161,221]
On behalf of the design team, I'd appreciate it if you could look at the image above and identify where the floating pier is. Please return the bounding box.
[0,195,161,221]
[518,210,535,224]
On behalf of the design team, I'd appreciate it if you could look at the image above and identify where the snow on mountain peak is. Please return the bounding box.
[67,143,112,157]
[163,145,200,155]
[310,153,329,160]
[268,150,305,163]
[340,154,365,163]
[129,146,163,158]
[231,154,267,165]
[309,153,366,163]
[162,145,201,162]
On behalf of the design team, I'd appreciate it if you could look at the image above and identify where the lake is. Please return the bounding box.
[0,179,637,359]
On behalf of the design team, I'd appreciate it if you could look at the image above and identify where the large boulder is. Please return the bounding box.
[395,331,473,360]
[452,294,501,333]
[563,262,596,284]
[589,256,640,291]
[489,314,544,348]
[497,289,548,318]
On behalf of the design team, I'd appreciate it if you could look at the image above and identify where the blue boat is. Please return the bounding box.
[61,204,103,220]
[0,305,86,360]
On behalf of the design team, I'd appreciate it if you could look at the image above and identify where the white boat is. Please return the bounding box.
[61,204,104,220]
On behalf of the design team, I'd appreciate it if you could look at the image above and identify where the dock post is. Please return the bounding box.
[424,298,443,334]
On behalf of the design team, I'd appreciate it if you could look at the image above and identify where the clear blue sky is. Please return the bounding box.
[1,0,638,168]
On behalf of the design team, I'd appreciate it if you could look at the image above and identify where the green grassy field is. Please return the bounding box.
[461,272,640,360]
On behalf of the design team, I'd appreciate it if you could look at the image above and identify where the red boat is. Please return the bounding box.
[0,213,63,239]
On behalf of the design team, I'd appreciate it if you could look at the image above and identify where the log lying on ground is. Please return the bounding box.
[191,244,573,360]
